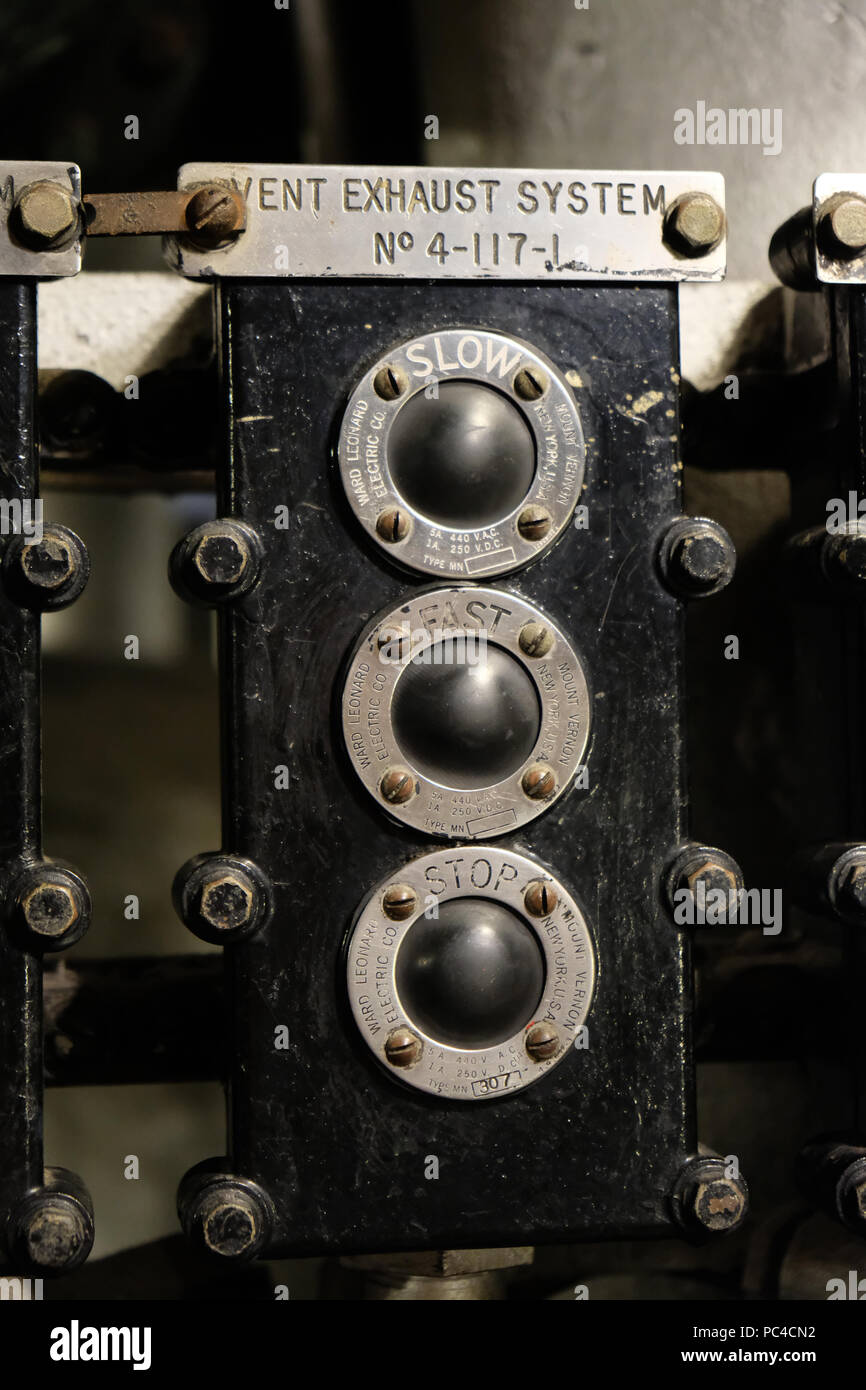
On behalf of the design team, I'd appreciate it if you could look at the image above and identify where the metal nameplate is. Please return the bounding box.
[814,173,866,284]
[167,164,726,281]
[0,162,82,278]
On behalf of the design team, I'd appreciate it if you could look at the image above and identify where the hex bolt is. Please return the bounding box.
[524,879,558,917]
[521,763,556,800]
[184,185,244,244]
[12,865,91,951]
[688,1174,748,1233]
[513,366,548,401]
[383,884,418,920]
[518,621,555,658]
[14,181,79,251]
[198,871,255,934]
[375,507,411,543]
[663,193,725,257]
[818,194,866,258]
[174,853,272,945]
[673,1154,749,1236]
[21,881,80,939]
[170,520,262,605]
[380,767,417,805]
[190,1183,267,1260]
[192,529,251,588]
[659,518,735,598]
[517,505,552,542]
[4,523,90,610]
[525,1021,560,1062]
[384,1026,423,1068]
[20,534,75,591]
[834,859,866,919]
[373,365,408,401]
[684,858,739,901]
[14,1194,91,1272]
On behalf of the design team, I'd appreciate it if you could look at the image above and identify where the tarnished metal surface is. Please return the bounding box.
[83,186,245,240]
[167,163,726,281]
[0,162,81,277]
[814,174,866,284]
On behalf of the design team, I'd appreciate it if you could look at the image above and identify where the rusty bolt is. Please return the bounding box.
[18,1197,89,1270]
[525,1021,560,1062]
[376,507,411,543]
[192,529,251,588]
[198,872,255,933]
[819,194,866,257]
[384,1026,423,1068]
[513,366,548,401]
[380,767,417,805]
[524,879,558,917]
[373,365,408,401]
[15,181,78,250]
[521,763,556,800]
[21,882,80,938]
[690,1175,748,1233]
[192,1184,263,1259]
[517,505,552,542]
[518,621,555,658]
[185,185,244,244]
[669,532,732,592]
[684,858,739,901]
[383,884,418,920]
[20,534,75,591]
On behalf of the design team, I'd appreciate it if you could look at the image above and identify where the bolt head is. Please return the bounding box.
[20,534,75,590]
[16,181,77,248]
[671,533,730,590]
[524,879,558,917]
[194,1186,262,1259]
[691,1176,747,1232]
[521,763,556,800]
[517,505,552,542]
[513,367,548,401]
[192,531,250,587]
[525,1021,560,1062]
[19,1198,89,1270]
[373,365,408,401]
[380,767,417,805]
[384,1026,423,1068]
[518,621,554,658]
[376,507,411,543]
[383,884,418,920]
[665,193,725,255]
[22,881,80,938]
[822,195,866,255]
[684,858,738,900]
[198,873,254,932]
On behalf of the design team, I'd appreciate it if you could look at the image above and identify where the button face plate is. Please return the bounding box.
[341,585,591,839]
[346,847,596,1101]
[338,327,585,579]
